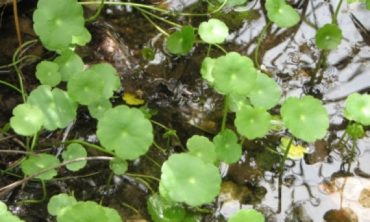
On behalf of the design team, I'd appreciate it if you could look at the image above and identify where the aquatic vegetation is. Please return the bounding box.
[228,209,265,222]
[167,26,195,55]
[344,93,370,126]
[213,129,242,164]
[109,157,128,175]
[279,137,308,160]
[198,18,229,44]
[33,0,90,51]
[315,24,343,50]
[21,154,60,180]
[35,61,61,87]
[10,103,44,136]
[96,105,153,160]
[0,201,24,222]
[53,50,84,81]
[159,153,221,206]
[61,143,87,172]
[265,0,300,28]
[47,194,122,222]
[187,135,217,164]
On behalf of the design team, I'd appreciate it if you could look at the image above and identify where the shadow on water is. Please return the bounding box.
[0,0,370,221]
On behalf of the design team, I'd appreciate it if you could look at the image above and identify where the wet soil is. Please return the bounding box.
[1,0,370,221]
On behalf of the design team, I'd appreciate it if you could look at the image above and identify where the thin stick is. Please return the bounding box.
[12,0,22,46]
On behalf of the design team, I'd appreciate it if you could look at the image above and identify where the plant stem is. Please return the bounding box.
[214,43,227,54]
[12,0,22,46]
[221,96,229,131]
[254,21,271,68]
[0,80,22,93]
[140,10,169,36]
[65,140,115,156]
[125,173,160,182]
[29,133,38,151]
[278,137,293,173]
[333,0,344,25]
[85,0,105,22]
[136,7,182,28]
[206,44,212,57]
[121,202,141,215]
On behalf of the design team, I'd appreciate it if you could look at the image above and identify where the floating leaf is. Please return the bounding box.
[280,137,308,160]
[28,85,77,130]
[62,143,87,171]
[57,201,122,222]
[33,0,88,51]
[265,0,300,28]
[71,28,92,46]
[35,61,61,87]
[248,72,281,109]
[235,105,271,140]
[198,18,229,44]
[344,93,370,126]
[213,129,242,164]
[228,209,265,222]
[281,96,329,142]
[21,154,60,180]
[88,99,112,119]
[167,26,195,55]
[200,57,216,85]
[89,63,121,99]
[160,153,221,206]
[0,201,25,222]
[47,193,77,216]
[54,50,84,81]
[97,105,153,160]
[217,0,248,7]
[315,24,343,50]
[109,158,128,175]
[346,122,365,139]
[187,135,217,164]
[228,95,250,112]
[67,69,106,105]
[212,52,257,96]
[10,103,44,136]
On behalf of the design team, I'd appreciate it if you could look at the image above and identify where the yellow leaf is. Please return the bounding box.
[280,137,308,160]
[122,92,145,105]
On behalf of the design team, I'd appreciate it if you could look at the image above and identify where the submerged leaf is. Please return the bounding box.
[160,153,221,206]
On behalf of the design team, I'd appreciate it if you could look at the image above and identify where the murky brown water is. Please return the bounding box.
[1,0,370,221]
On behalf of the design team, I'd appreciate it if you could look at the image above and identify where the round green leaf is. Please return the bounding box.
[10,103,44,136]
[57,201,122,222]
[228,209,265,222]
[109,158,128,175]
[167,26,195,55]
[21,154,60,180]
[97,105,153,160]
[281,96,329,142]
[315,24,342,50]
[200,57,216,85]
[0,201,25,222]
[265,0,300,28]
[35,61,61,87]
[147,194,187,222]
[28,85,77,130]
[235,105,272,140]
[160,153,221,206]
[71,27,91,46]
[33,0,87,51]
[213,129,242,164]
[47,194,77,216]
[89,63,121,99]
[198,18,229,44]
[88,99,112,119]
[346,122,365,139]
[228,95,250,113]
[367,0,370,9]
[344,93,370,125]
[212,52,257,96]
[248,72,281,109]
[54,50,84,81]
[62,143,87,171]
[186,135,217,164]
[67,70,106,105]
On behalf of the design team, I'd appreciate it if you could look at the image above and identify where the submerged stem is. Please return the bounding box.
[333,0,344,25]
[221,96,229,131]
[254,21,271,68]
